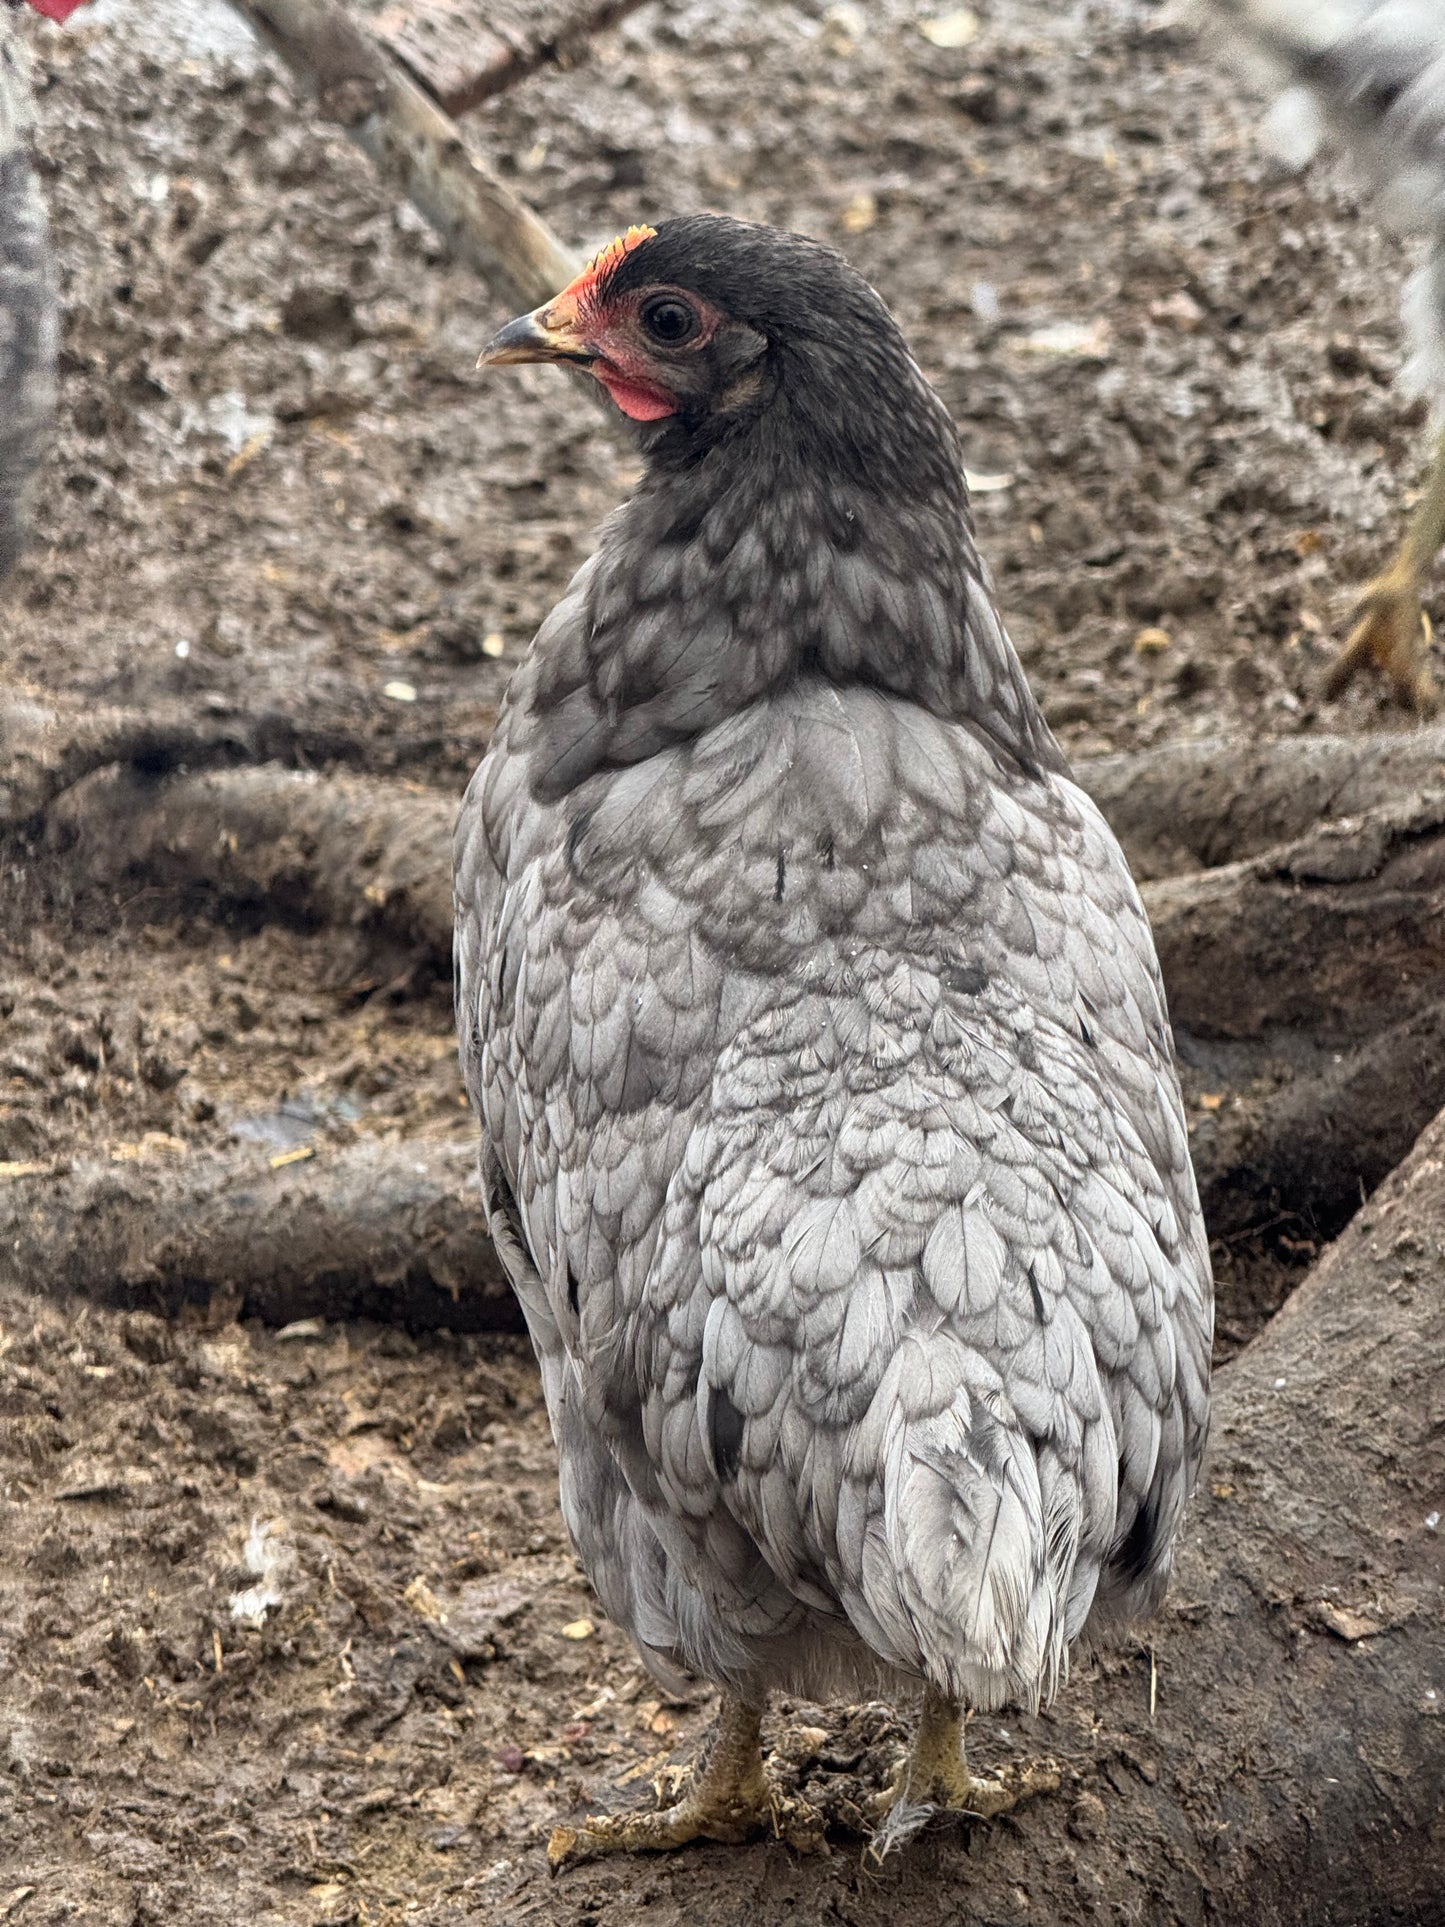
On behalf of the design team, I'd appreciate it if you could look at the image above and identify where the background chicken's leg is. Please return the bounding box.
[1325,429,1445,712]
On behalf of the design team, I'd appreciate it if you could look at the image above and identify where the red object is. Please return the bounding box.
[592,367,678,422]
[23,0,91,21]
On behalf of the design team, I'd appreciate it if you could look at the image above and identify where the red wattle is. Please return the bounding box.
[24,0,90,21]
[593,367,677,423]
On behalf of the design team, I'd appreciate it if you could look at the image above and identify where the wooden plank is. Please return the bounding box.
[367,0,649,118]
[232,0,579,314]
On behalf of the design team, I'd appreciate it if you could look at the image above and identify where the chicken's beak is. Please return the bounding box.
[477,304,594,370]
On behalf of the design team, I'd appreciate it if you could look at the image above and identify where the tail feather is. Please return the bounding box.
[876,1392,1072,1712]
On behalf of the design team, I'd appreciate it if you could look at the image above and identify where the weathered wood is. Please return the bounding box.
[1078,724,1445,880]
[230,0,579,314]
[0,1133,517,1329]
[14,688,1445,881]
[0,687,493,829]
[44,762,457,969]
[26,751,1445,1351]
[1145,788,1445,1043]
[37,749,1445,1051]
[369,0,650,120]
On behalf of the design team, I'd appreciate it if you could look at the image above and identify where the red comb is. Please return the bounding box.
[570,225,657,295]
[24,0,92,20]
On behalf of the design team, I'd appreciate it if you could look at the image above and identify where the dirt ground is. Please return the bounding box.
[2,0,1441,1920]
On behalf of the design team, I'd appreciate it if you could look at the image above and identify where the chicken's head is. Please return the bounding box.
[479,221,779,426]
[479,213,966,511]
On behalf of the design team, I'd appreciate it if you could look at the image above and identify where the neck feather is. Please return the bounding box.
[524,342,1063,801]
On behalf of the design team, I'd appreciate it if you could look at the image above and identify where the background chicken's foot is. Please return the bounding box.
[1324,428,1445,711]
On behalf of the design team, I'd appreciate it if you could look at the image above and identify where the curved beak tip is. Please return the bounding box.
[478,308,590,370]
[477,312,549,369]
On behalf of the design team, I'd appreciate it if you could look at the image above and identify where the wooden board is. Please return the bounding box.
[367,0,646,117]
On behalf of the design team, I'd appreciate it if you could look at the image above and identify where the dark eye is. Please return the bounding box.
[640,294,700,346]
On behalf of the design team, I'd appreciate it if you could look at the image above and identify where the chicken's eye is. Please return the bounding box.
[640,295,700,346]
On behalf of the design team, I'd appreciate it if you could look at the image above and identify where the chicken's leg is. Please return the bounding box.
[868,1686,1061,1859]
[1324,428,1445,711]
[548,1695,822,1870]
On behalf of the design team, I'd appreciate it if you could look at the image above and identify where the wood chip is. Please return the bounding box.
[1317,1603,1386,1643]
[440,1576,531,1658]
[109,1133,187,1162]
[1015,318,1112,360]
[269,1145,316,1170]
[225,428,273,478]
[403,1576,447,1624]
[275,1317,327,1341]
[840,191,876,234]
[55,1466,131,1502]
[614,1748,671,1786]
[919,8,978,48]
[560,1616,596,1640]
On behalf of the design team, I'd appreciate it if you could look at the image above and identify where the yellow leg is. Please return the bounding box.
[547,1695,823,1870]
[868,1687,1061,1859]
[1325,428,1445,712]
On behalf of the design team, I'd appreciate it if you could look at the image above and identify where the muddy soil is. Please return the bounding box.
[2,0,1440,1920]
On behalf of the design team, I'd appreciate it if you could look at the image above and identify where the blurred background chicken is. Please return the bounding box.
[0,0,58,577]
[1217,0,1445,708]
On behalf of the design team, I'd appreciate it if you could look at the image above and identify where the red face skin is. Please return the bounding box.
[592,362,682,424]
[540,279,724,422]
[25,0,90,21]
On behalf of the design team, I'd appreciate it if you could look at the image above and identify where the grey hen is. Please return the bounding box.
[455,216,1213,1863]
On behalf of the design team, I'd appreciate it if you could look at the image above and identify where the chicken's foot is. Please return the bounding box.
[547,1694,823,1870]
[867,1686,1061,1860]
[1324,427,1445,712]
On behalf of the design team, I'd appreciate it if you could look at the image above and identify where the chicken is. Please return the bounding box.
[0,0,58,576]
[456,214,1214,1865]
[1221,0,1445,709]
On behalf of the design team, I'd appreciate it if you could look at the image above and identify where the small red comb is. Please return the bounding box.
[582,225,657,280]
[24,0,91,20]
[563,225,658,304]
